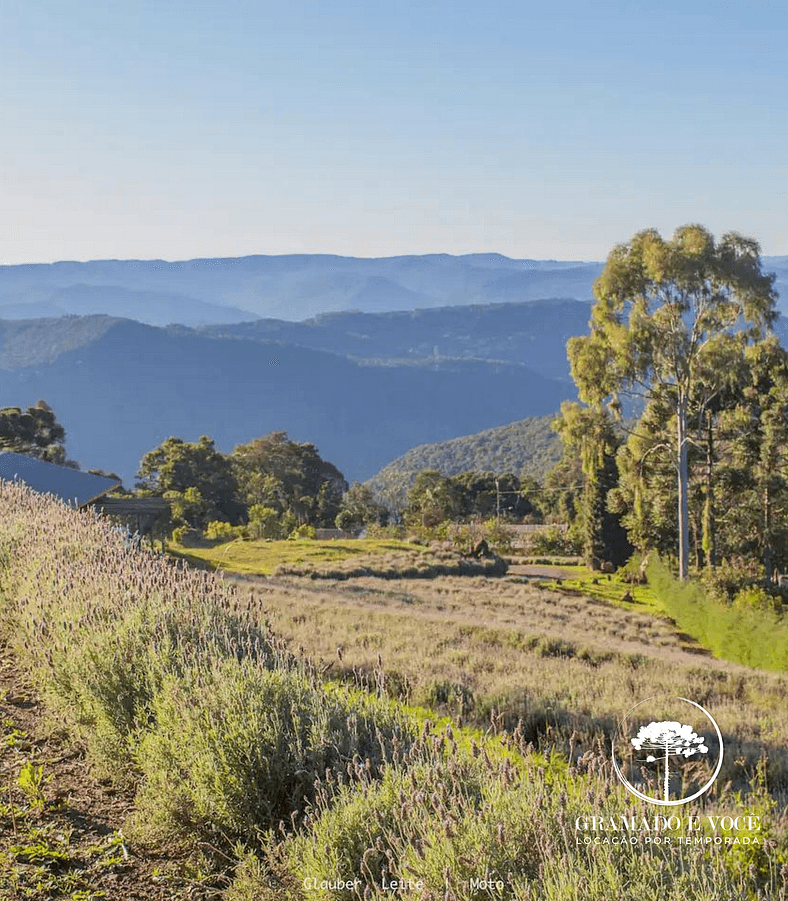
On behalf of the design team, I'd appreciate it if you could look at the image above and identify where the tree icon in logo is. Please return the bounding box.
[612,696,724,806]
[631,720,709,802]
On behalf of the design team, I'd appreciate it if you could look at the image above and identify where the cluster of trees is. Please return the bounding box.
[0,401,78,467]
[366,417,561,515]
[403,470,540,530]
[136,430,385,539]
[136,432,544,543]
[560,224,786,582]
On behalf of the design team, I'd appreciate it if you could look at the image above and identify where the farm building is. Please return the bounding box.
[0,451,170,544]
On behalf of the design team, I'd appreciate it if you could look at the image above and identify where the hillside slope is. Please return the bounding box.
[366,416,561,509]
[200,298,591,381]
[0,316,573,485]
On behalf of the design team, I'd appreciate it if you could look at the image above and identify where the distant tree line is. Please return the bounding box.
[134,431,555,544]
[135,430,387,540]
[402,470,542,530]
[366,416,561,514]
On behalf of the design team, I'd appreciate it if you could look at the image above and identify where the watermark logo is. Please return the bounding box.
[612,696,724,806]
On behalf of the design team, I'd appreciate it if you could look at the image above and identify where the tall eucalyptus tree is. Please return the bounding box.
[568,225,776,579]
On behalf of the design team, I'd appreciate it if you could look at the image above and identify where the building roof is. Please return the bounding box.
[93,496,171,517]
[0,451,122,507]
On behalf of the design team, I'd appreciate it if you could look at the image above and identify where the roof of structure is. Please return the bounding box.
[93,496,171,517]
[0,451,122,507]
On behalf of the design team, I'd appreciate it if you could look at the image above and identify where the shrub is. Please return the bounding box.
[451,519,516,556]
[204,519,242,543]
[171,524,190,544]
[450,522,481,556]
[733,585,782,614]
[649,557,788,671]
[424,679,475,717]
[289,523,316,540]
[700,556,765,604]
[246,504,285,540]
[483,517,516,555]
[246,749,539,901]
[132,660,415,844]
[527,526,578,556]
[363,522,406,540]
[400,776,539,896]
[283,753,494,898]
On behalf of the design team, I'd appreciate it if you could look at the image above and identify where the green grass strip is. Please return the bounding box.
[648,558,788,671]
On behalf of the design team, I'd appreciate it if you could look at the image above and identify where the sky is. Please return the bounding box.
[2,0,787,264]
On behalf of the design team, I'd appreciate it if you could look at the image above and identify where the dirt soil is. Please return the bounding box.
[0,643,217,901]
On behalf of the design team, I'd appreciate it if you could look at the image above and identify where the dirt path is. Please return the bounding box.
[505,563,579,579]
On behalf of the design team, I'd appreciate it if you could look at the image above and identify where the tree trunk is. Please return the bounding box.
[677,400,690,581]
[703,410,716,569]
[764,482,773,587]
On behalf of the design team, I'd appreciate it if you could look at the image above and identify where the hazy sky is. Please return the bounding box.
[3,0,787,264]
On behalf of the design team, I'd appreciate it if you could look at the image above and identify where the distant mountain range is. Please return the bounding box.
[3,251,788,496]
[0,303,583,486]
[1,252,786,326]
[0,254,603,325]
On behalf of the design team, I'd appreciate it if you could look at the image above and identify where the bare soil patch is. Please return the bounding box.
[0,644,208,901]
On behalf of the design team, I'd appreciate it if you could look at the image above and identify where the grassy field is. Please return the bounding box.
[168,537,424,574]
[520,560,663,611]
[2,487,788,900]
[172,538,660,605]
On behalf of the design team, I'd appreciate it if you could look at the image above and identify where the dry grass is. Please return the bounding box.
[275,547,507,579]
[3,482,788,899]
[234,571,788,793]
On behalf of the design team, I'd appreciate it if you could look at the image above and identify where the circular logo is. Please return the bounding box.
[611,695,724,806]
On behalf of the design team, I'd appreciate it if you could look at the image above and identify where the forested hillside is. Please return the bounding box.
[0,316,571,484]
[366,416,560,511]
[199,298,589,381]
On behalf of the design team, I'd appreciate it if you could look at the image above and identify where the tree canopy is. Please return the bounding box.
[403,469,539,531]
[0,400,77,467]
[567,225,777,579]
[231,431,348,528]
[136,436,239,526]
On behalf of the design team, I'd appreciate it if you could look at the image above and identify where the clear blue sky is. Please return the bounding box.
[2,0,786,263]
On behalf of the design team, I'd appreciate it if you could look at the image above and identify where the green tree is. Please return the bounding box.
[247,504,292,539]
[136,436,239,527]
[335,483,388,531]
[608,336,748,568]
[404,471,460,530]
[608,399,679,558]
[718,337,788,579]
[231,432,347,527]
[0,400,77,467]
[553,401,630,566]
[568,225,777,579]
[445,471,538,521]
